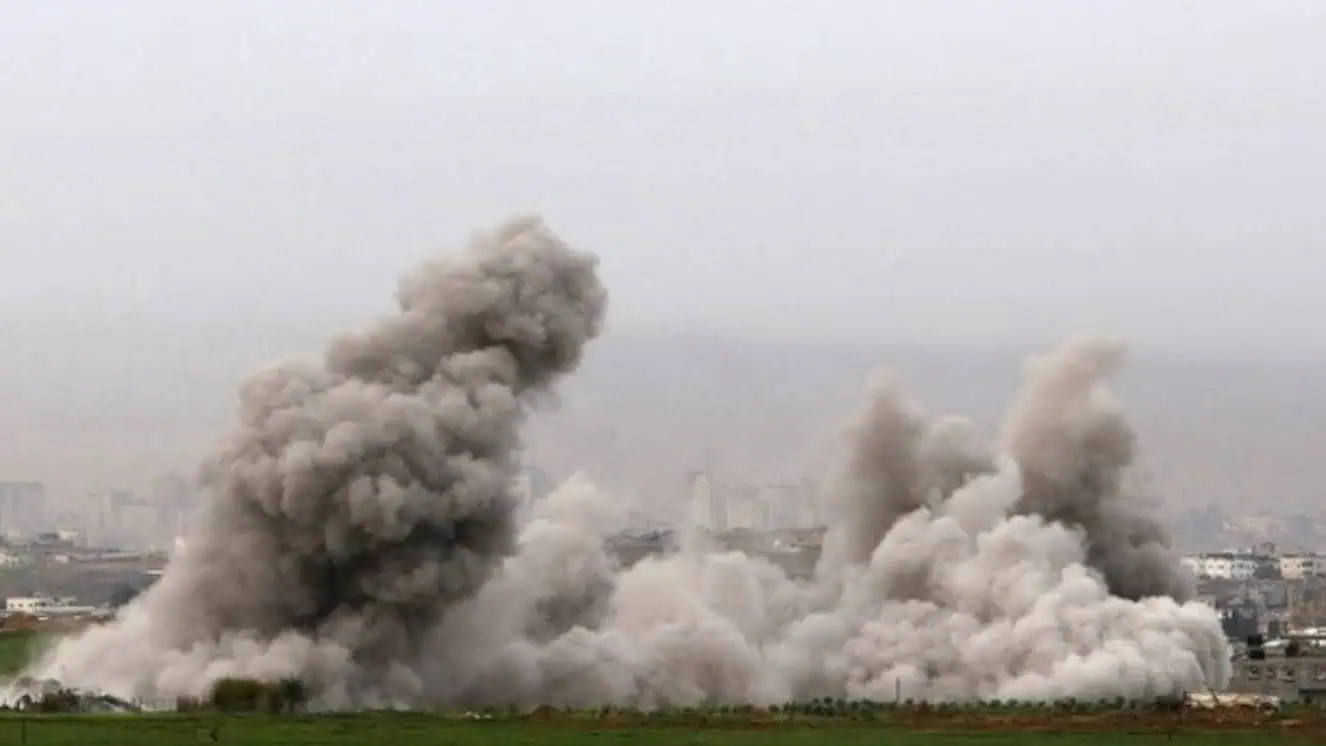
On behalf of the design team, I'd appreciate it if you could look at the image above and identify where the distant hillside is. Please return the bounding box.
[525,330,1326,522]
[4,320,1321,529]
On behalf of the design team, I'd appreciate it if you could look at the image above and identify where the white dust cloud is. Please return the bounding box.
[6,216,1229,708]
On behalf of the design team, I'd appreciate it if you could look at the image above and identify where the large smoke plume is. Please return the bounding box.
[6,215,1229,708]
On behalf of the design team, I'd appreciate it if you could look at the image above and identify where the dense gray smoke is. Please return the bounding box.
[10,215,607,706]
[1000,338,1195,602]
[5,217,1229,709]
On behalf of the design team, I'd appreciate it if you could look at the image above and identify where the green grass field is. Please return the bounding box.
[0,716,1309,746]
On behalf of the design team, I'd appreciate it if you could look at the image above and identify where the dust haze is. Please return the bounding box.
[6,3,1326,527]
[5,0,1326,712]
[5,217,1228,708]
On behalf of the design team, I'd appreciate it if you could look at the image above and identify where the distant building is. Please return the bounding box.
[150,471,198,540]
[758,481,821,530]
[1183,551,1278,581]
[1281,554,1326,580]
[1220,599,1261,640]
[91,490,160,549]
[687,474,824,532]
[688,470,726,531]
[1227,634,1326,705]
[0,482,47,535]
[725,487,766,530]
[1180,555,1201,577]
[55,529,83,547]
[3,594,98,616]
[1228,514,1283,539]
[0,550,33,569]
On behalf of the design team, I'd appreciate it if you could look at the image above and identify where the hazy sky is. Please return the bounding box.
[3,2,1326,508]
[5,1,1326,347]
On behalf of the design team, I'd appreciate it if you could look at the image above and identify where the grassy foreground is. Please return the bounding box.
[0,712,1318,746]
[0,647,1317,745]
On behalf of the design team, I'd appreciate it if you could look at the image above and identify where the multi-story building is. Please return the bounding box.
[757,481,822,530]
[0,549,34,569]
[150,471,198,543]
[1183,552,1276,580]
[1227,635,1326,705]
[687,470,726,531]
[0,482,47,535]
[1281,554,1326,580]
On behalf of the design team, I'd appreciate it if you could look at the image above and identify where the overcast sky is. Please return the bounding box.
[5,1,1326,348]
[3,2,1326,506]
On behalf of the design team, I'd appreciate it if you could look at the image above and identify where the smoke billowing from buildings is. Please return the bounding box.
[6,215,1229,708]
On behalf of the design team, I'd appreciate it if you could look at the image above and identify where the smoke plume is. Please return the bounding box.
[6,217,1229,709]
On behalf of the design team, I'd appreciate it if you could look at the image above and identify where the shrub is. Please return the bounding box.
[209,677,270,712]
[277,678,308,713]
[38,689,80,713]
[204,676,308,713]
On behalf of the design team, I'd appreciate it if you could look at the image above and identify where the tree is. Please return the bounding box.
[276,678,307,714]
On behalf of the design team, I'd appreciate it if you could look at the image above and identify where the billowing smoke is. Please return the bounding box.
[6,217,1229,709]
[9,214,608,707]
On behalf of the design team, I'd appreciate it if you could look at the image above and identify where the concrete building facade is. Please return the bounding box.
[1280,554,1326,580]
[1182,552,1274,580]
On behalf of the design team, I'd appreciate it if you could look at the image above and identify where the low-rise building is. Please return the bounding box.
[4,594,98,616]
[0,550,34,569]
[1228,635,1326,706]
[1281,553,1326,580]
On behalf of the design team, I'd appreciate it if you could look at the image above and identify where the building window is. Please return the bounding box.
[1283,666,1297,682]
[1264,666,1276,680]
[1315,665,1326,682]
[1247,665,1261,680]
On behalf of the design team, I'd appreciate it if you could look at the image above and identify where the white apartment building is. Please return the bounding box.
[5,595,76,613]
[1279,553,1326,580]
[1180,555,1201,577]
[1182,552,1267,580]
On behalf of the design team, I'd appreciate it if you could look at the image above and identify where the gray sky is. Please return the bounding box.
[3,2,1326,510]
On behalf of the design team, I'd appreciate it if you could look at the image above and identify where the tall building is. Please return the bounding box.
[90,490,144,548]
[757,481,819,529]
[151,471,198,543]
[0,481,47,535]
[118,501,159,550]
[725,485,769,530]
[688,470,727,531]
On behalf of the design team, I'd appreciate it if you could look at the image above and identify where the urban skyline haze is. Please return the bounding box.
[2,1,1325,525]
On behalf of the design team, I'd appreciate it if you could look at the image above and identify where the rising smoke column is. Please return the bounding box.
[787,335,1228,702]
[1000,337,1196,601]
[401,335,1230,709]
[18,214,607,706]
[14,226,1230,708]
